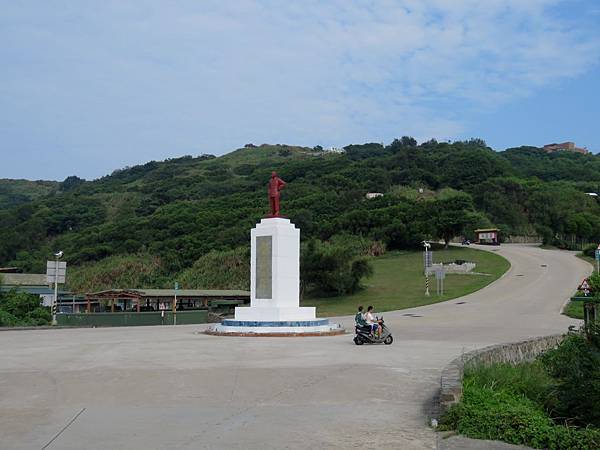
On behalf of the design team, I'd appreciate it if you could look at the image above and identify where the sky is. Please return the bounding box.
[1,0,600,181]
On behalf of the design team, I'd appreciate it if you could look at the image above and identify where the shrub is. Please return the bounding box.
[582,243,598,259]
[442,376,600,449]
[0,289,51,327]
[540,324,600,428]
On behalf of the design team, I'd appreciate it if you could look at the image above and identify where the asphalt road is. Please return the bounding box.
[0,245,590,450]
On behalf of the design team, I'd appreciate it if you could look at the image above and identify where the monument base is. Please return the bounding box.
[206,318,345,337]
[233,305,316,321]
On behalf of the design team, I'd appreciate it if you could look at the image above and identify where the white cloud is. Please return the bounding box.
[1,0,599,178]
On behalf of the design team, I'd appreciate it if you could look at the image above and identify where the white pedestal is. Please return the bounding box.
[234,217,316,322]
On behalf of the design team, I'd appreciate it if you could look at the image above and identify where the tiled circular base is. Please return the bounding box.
[221,319,330,327]
[205,328,346,337]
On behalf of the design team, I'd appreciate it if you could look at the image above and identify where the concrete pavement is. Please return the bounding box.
[0,245,591,449]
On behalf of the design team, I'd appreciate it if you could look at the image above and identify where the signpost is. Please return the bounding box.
[595,245,600,275]
[46,257,66,325]
[435,266,446,296]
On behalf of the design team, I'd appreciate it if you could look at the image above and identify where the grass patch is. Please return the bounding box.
[577,253,596,268]
[564,300,584,319]
[302,246,509,317]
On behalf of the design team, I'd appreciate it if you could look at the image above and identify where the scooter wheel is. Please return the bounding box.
[354,336,364,345]
[384,335,393,345]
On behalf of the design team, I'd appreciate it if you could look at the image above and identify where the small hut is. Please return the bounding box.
[474,228,500,245]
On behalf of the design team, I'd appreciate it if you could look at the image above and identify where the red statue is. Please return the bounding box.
[268,171,286,217]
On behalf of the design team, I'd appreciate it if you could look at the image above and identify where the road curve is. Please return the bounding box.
[0,245,591,450]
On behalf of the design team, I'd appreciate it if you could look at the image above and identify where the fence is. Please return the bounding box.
[56,310,208,327]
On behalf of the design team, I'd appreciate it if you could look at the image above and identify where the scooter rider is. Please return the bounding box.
[365,305,382,338]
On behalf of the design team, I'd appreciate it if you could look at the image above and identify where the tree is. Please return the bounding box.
[428,191,481,247]
[300,239,373,297]
[60,176,85,191]
[388,136,417,152]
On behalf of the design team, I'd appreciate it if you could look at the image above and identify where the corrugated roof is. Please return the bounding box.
[86,289,249,297]
[474,228,500,233]
[138,289,249,297]
[0,273,48,286]
[0,286,68,295]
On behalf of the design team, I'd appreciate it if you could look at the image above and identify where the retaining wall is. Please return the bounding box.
[439,334,564,414]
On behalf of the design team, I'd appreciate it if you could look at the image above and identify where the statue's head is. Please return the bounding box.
[271,171,277,178]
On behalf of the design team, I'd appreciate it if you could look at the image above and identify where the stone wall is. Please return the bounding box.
[503,235,542,244]
[439,334,565,414]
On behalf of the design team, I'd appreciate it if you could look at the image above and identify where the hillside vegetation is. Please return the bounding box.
[1,139,599,293]
[0,179,59,209]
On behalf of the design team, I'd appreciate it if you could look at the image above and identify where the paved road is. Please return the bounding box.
[0,245,590,450]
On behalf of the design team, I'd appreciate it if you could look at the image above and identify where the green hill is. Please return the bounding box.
[1,139,599,293]
[0,179,59,209]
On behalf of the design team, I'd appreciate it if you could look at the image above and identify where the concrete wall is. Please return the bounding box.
[56,310,208,327]
[439,334,564,414]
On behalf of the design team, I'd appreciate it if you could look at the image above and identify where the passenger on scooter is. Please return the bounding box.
[355,305,370,332]
[365,305,382,338]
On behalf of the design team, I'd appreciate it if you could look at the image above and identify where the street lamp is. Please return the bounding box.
[52,251,63,325]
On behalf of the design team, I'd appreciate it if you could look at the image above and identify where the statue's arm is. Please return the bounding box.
[278,179,286,190]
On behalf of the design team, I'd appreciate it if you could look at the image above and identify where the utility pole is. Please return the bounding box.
[52,257,58,325]
[173,281,179,326]
[423,241,431,296]
[50,251,64,326]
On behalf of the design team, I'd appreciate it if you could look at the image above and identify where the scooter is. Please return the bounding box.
[354,317,393,345]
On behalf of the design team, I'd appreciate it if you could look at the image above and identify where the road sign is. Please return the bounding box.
[46,261,67,284]
[423,251,433,268]
[579,279,590,290]
[595,249,600,261]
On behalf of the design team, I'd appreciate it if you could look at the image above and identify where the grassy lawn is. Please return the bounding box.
[564,300,584,319]
[302,246,510,317]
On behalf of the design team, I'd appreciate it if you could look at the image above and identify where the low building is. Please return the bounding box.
[365,192,384,199]
[474,228,500,245]
[543,142,588,154]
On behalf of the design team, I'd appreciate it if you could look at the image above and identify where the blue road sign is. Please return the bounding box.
[596,249,600,261]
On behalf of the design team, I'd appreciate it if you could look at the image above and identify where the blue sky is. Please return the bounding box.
[1,0,599,180]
